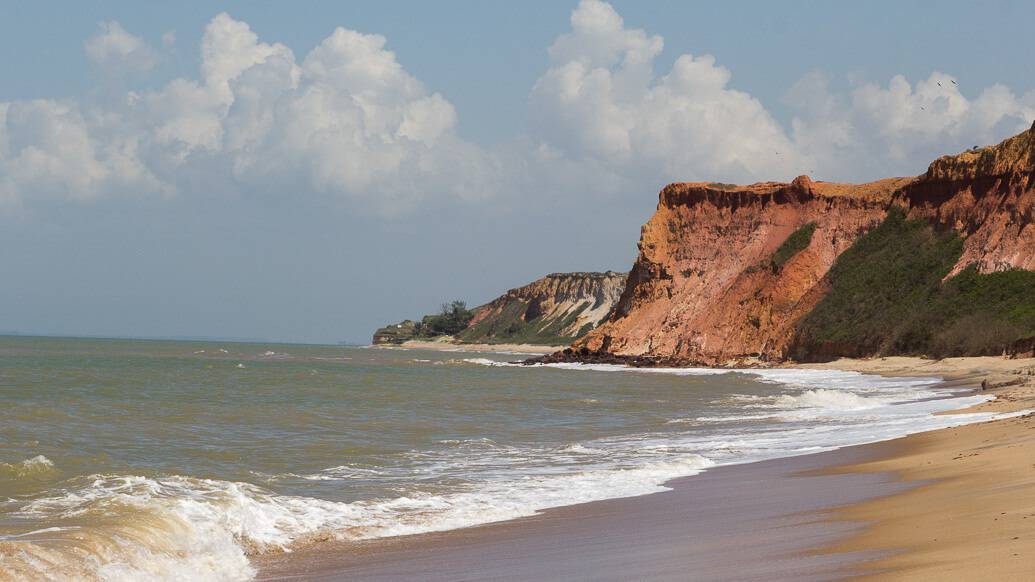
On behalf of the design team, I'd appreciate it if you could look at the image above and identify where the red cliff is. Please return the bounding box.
[900,123,1035,277]
[574,123,1035,365]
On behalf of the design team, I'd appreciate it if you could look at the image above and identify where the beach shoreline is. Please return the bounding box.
[809,356,1035,580]
[370,339,562,355]
[256,442,903,581]
[256,355,1035,581]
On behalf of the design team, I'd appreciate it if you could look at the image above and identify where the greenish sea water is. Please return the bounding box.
[0,336,1011,581]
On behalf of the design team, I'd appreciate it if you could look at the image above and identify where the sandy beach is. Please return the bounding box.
[811,356,1035,580]
[255,356,1035,581]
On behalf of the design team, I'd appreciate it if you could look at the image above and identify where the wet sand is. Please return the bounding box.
[816,357,1035,580]
[257,445,904,581]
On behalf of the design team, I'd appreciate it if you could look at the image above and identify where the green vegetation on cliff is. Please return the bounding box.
[792,208,1035,360]
[456,301,593,345]
[746,222,817,274]
[771,222,817,270]
[416,301,474,337]
[372,301,473,344]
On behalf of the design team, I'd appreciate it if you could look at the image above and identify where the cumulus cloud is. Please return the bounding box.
[529,0,806,185]
[216,19,493,209]
[0,99,167,211]
[530,0,1034,186]
[2,1,1034,216]
[787,71,1035,180]
[1,13,493,214]
[85,20,158,74]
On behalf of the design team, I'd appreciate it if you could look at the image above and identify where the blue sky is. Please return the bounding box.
[1,0,1033,343]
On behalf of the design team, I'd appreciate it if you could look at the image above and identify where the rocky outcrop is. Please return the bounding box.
[575,124,1035,365]
[372,272,627,346]
[457,271,627,345]
[372,320,418,345]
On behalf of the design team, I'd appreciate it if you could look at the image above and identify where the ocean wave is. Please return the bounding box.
[2,453,715,581]
[436,437,497,446]
[557,443,603,454]
[771,388,889,411]
[461,357,509,366]
[692,414,777,423]
[5,401,1027,581]
[0,455,57,481]
[470,359,944,393]
[4,358,1023,582]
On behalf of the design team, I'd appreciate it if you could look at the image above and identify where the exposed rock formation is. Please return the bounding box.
[576,177,904,364]
[372,320,418,345]
[899,123,1035,277]
[457,271,627,345]
[372,272,627,346]
[574,124,1035,365]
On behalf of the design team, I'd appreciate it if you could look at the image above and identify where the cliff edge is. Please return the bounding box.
[568,123,1035,365]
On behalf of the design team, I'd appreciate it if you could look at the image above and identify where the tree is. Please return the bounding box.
[418,299,474,337]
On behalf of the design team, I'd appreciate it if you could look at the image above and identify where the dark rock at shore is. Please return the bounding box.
[522,346,704,368]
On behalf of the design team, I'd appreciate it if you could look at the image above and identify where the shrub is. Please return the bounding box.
[770,222,817,270]
[792,207,1035,360]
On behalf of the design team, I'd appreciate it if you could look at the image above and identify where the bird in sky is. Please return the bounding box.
[951,79,959,86]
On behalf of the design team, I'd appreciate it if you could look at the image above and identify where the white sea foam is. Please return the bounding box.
[4,453,715,581]
[461,357,506,366]
[692,414,777,423]
[772,389,889,410]
[558,443,603,454]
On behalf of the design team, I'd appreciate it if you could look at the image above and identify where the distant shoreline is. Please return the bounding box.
[370,339,562,355]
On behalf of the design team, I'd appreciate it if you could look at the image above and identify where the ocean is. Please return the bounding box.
[0,336,1016,581]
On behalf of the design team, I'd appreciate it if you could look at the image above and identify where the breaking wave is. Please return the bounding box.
[0,455,57,481]
[2,454,714,581]
[5,359,1028,581]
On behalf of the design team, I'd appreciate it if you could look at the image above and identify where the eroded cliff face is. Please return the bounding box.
[458,271,627,344]
[577,177,904,363]
[373,271,628,346]
[900,123,1035,277]
[575,124,1035,365]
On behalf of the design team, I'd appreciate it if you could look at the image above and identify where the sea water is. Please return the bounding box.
[0,336,1020,581]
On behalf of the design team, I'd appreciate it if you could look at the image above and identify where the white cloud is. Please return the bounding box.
[1,13,490,214]
[788,71,1035,179]
[219,21,480,210]
[85,20,158,75]
[0,99,167,207]
[2,1,1034,217]
[529,0,806,185]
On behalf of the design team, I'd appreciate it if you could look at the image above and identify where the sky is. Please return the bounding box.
[1,0,1033,344]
